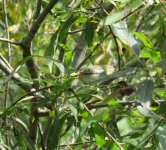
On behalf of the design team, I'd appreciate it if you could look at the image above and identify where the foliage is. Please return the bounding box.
[0,0,166,149]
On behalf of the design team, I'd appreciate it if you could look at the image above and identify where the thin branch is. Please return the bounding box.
[3,0,11,145]
[68,28,85,34]
[0,58,32,92]
[95,1,121,70]
[109,26,121,70]
[135,5,154,31]
[0,38,21,46]
[69,89,123,149]
[121,4,144,22]
[58,141,94,148]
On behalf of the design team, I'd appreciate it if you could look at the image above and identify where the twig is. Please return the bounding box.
[135,5,154,31]
[0,55,32,92]
[0,38,21,46]
[109,26,121,70]
[58,141,94,148]
[70,89,124,150]
[121,4,143,22]
[68,28,85,34]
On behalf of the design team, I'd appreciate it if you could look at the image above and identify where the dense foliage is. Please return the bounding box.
[0,0,166,149]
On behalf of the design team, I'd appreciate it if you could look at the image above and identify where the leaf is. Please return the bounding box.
[99,0,142,26]
[48,114,67,149]
[93,108,110,122]
[111,21,140,56]
[85,21,98,47]
[136,119,162,149]
[53,59,67,75]
[0,106,14,118]
[46,14,79,56]
[69,104,78,121]
[156,126,166,150]
[95,134,106,146]
[91,123,106,146]
[133,32,153,48]
[137,80,154,102]
[117,118,134,136]
[133,32,161,63]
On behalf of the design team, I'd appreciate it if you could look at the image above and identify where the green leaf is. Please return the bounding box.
[85,20,98,47]
[137,80,154,102]
[156,126,166,150]
[46,14,79,56]
[112,21,140,56]
[136,119,162,149]
[99,0,142,26]
[133,32,153,49]
[95,134,106,146]
[48,114,67,149]
[93,108,110,122]
[0,106,14,118]
[69,104,78,121]
[53,59,67,74]
[92,123,106,146]
[49,110,55,117]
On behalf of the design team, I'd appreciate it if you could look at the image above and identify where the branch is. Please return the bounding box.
[21,1,58,142]
[0,38,21,46]
[21,0,58,89]
[0,55,32,92]
[95,1,121,70]
[33,0,42,20]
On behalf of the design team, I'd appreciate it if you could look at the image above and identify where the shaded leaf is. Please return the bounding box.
[156,126,166,150]
[46,14,79,56]
[112,21,140,56]
[85,21,98,47]
[137,80,154,102]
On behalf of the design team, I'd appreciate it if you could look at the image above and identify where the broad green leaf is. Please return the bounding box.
[117,118,133,136]
[112,21,140,56]
[49,110,55,117]
[95,134,106,146]
[99,0,142,26]
[93,108,110,122]
[91,123,106,146]
[0,106,14,118]
[133,32,153,48]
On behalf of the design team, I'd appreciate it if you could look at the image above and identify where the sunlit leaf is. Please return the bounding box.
[99,0,142,26]
[112,21,140,56]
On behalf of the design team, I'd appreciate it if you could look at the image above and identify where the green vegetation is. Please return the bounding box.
[0,0,166,149]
